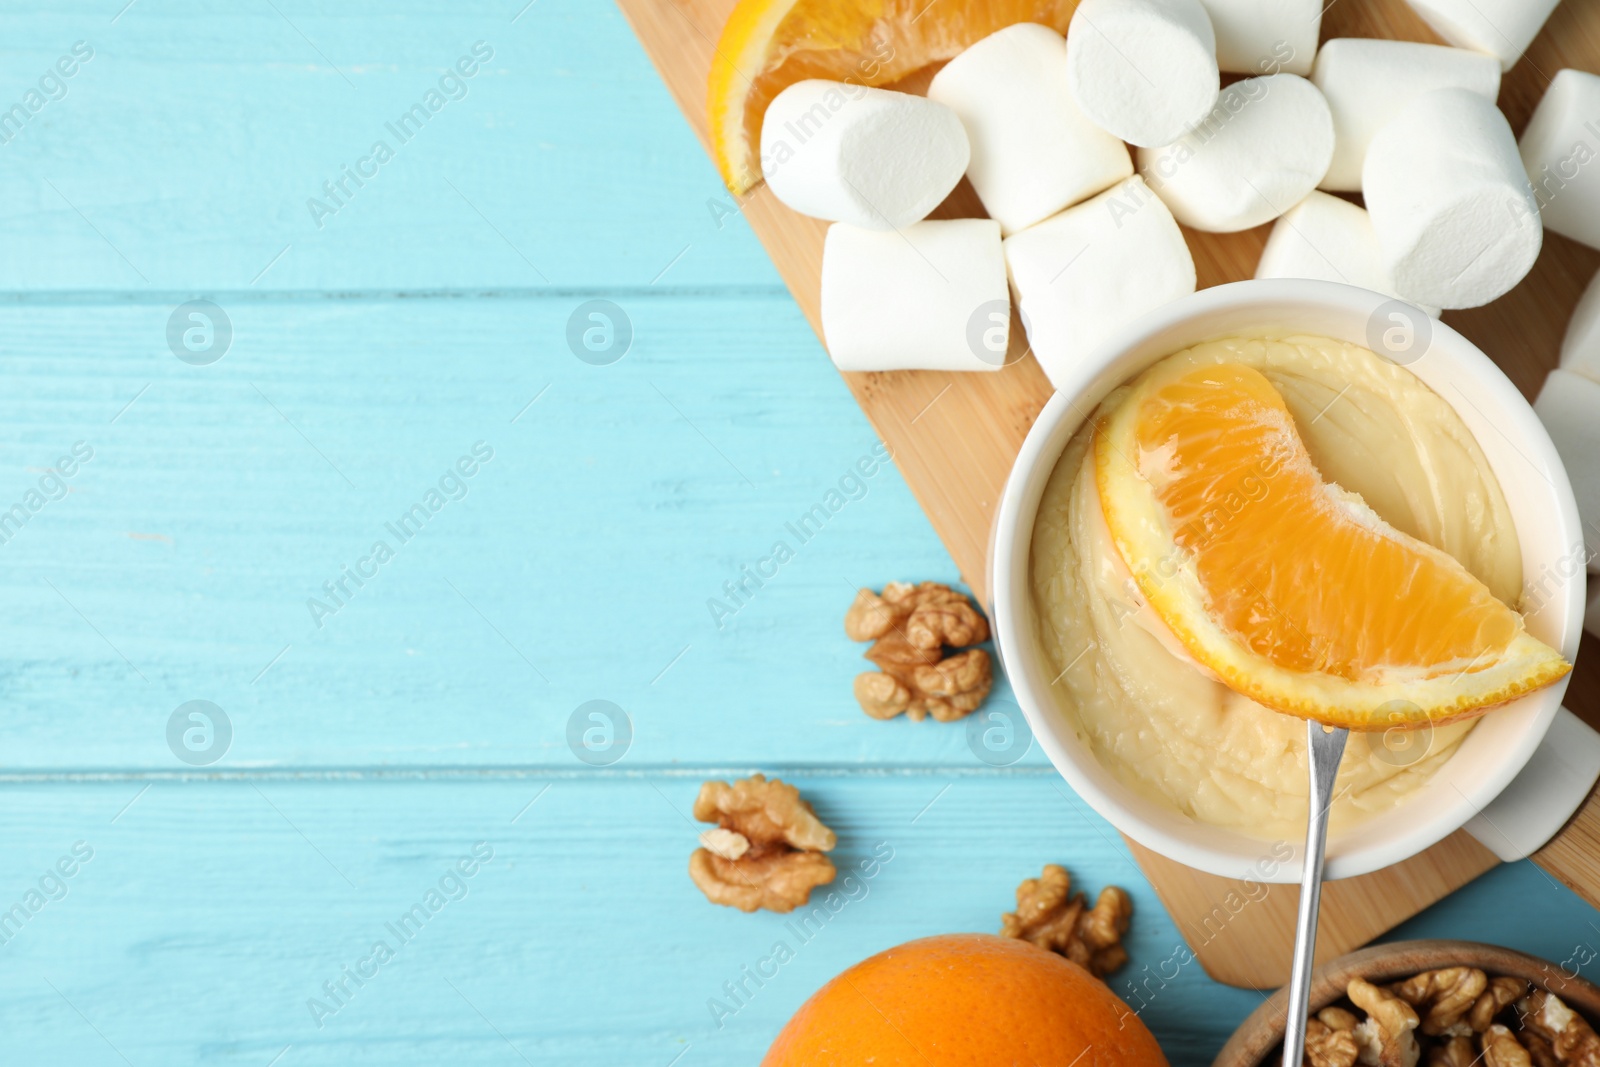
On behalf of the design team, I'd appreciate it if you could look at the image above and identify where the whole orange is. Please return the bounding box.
[762,933,1169,1066]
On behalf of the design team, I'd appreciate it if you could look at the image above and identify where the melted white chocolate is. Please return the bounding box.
[1029,334,1522,839]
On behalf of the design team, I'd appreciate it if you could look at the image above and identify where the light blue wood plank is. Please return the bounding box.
[0,296,1035,770]
[0,0,771,291]
[0,4,1591,1066]
[0,775,1594,1066]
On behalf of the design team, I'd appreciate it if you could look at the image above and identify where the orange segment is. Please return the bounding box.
[1095,357,1570,728]
[709,0,1080,194]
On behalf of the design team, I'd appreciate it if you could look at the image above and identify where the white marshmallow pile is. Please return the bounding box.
[1310,38,1501,193]
[927,23,1131,235]
[746,7,1567,379]
[1363,88,1541,310]
[1197,0,1318,75]
[1138,73,1333,232]
[1065,0,1220,148]
[1519,69,1600,252]
[1255,192,1440,317]
[820,219,1008,373]
[1004,176,1196,390]
[1402,0,1560,71]
[760,81,970,231]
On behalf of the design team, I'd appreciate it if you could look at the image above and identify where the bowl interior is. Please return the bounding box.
[995,280,1583,882]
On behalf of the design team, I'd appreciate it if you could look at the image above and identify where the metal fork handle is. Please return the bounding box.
[1281,720,1349,1067]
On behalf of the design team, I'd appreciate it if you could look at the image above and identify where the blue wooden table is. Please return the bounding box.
[1,2,1596,1063]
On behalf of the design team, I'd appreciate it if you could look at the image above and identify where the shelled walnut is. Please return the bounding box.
[1320,1007,1362,1032]
[1427,1036,1476,1067]
[1286,972,1597,1067]
[1304,1016,1360,1067]
[688,774,837,913]
[1518,990,1600,1067]
[1484,1024,1536,1067]
[845,582,993,722]
[1524,1032,1561,1067]
[1350,978,1421,1067]
[1474,979,1532,1033]
[999,864,1130,977]
[1394,967,1486,1036]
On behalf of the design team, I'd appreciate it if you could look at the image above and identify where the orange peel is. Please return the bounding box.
[1094,357,1570,728]
[708,0,1079,194]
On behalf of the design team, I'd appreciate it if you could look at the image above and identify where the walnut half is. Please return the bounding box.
[1306,1016,1361,1067]
[688,774,836,913]
[858,645,992,722]
[847,582,993,722]
[1471,978,1531,1033]
[1483,1024,1535,1067]
[845,581,989,648]
[1426,1036,1477,1067]
[1394,967,1487,1036]
[1517,990,1600,1067]
[1523,1032,1561,1067]
[1350,977,1422,1067]
[1321,1007,1362,1032]
[999,864,1130,977]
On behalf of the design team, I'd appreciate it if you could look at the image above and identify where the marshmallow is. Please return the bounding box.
[1534,369,1600,568]
[1562,269,1600,384]
[1255,192,1442,317]
[820,219,1008,372]
[1402,0,1560,71]
[1196,0,1318,75]
[1362,88,1541,309]
[1137,74,1333,232]
[928,23,1132,235]
[1519,69,1600,252]
[1065,0,1221,148]
[758,81,969,231]
[1310,38,1501,192]
[1003,176,1196,390]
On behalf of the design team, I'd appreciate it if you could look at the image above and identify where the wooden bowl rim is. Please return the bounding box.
[1211,939,1600,1067]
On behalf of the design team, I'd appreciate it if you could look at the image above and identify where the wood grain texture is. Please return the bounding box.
[0,774,1276,1066]
[0,297,1044,771]
[0,3,775,292]
[617,0,1600,990]
[0,773,1595,1066]
[1130,832,1502,988]
[0,1,1595,1062]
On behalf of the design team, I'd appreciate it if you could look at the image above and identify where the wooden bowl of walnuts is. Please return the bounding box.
[1213,940,1600,1067]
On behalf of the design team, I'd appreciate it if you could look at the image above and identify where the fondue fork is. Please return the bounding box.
[1281,720,1349,1067]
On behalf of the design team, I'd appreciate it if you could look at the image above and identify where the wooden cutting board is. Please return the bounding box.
[619,0,1600,988]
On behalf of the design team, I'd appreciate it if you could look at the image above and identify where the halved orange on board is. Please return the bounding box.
[1095,358,1571,729]
[709,0,1080,194]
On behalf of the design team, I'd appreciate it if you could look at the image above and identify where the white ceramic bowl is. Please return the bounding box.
[990,280,1584,882]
